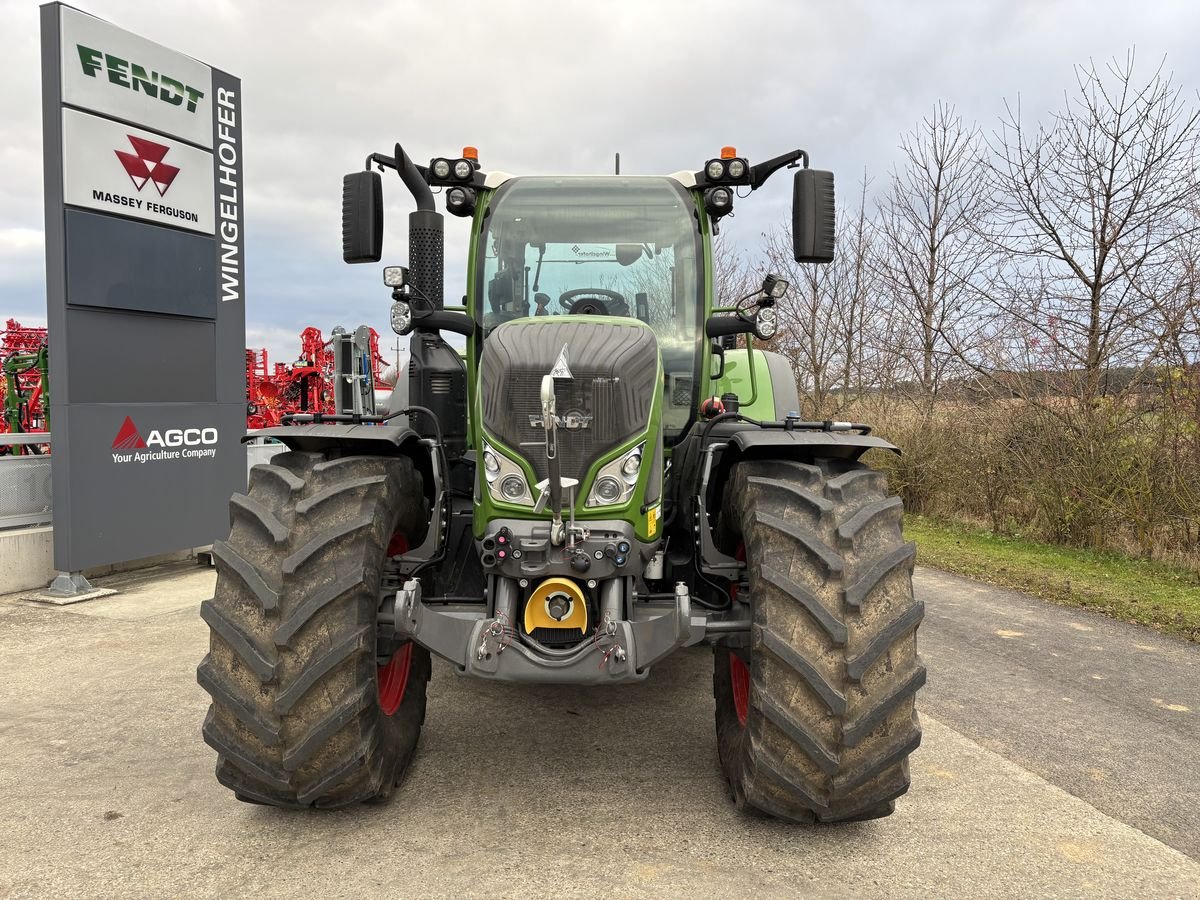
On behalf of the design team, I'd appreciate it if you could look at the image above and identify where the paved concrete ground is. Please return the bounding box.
[1,563,1198,899]
[916,568,1200,860]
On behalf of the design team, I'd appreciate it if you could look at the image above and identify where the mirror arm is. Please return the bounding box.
[362,145,435,212]
[750,149,809,190]
[705,313,755,338]
[395,143,435,211]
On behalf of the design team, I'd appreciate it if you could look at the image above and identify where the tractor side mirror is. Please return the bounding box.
[342,171,383,263]
[792,169,836,264]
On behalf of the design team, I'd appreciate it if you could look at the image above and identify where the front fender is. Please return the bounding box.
[244,424,422,455]
[726,428,899,462]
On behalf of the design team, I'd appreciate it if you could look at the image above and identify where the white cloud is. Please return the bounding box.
[3,0,1200,339]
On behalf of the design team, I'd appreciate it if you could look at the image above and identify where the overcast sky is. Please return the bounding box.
[3,0,1199,366]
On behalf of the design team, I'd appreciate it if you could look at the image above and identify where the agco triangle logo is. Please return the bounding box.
[115,135,180,196]
[112,416,147,449]
[110,417,219,464]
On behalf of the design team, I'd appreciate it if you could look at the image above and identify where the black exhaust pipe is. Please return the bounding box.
[395,144,444,311]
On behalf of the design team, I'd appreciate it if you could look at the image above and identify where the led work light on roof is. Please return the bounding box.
[706,159,726,181]
[431,158,451,180]
[453,159,473,180]
[446,186,477,217]
[704,186,734,218]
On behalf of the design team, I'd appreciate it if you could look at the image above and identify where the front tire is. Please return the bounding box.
[198,451,430,808]
[713,457,925,823]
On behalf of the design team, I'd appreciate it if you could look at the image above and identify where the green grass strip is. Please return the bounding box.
[905,514,1200,642]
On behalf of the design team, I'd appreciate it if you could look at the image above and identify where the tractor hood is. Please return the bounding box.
[479,318,660,488]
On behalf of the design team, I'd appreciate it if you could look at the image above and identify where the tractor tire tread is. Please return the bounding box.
[198,452,430,808]
[713,456,924,824]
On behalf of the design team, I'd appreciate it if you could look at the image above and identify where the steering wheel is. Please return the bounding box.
[558,288,628,316]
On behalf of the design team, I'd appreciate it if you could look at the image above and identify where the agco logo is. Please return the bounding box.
[111,416,218,463]
[115,136,179,196]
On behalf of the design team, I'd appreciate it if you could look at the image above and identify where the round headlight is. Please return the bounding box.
[706,160,726,180]
[453,159,473,180]
[755,306,778,340]
[621,453,641,478]
[727,158,746,178]
[447,187,466,207]
[710,187,731,209]
[483,450,500,476]
[500,474,526,501]
[390,301,412,335]
[432,159,451,179]
[594,475,623,504]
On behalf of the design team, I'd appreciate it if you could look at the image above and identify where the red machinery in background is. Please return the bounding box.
[1,319,49,454]
[245,327,394,429]
[3,319,396,440]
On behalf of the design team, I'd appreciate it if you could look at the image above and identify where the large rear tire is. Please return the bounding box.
[713,457,924,822]
[198,450,430,808]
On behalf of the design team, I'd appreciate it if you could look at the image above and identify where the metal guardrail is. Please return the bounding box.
[0,433,52,529]
[245,431,286,471]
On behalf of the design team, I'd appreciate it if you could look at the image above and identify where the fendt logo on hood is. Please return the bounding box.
[115,135,180,196]
[111,416,219,464]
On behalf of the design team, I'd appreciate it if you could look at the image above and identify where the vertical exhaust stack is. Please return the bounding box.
[407,209,444,310]
[394,143,445,311]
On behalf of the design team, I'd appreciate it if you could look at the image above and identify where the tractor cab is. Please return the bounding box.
[474,175,703,437]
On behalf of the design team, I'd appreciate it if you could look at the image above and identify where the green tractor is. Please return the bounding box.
[198,143,925,822]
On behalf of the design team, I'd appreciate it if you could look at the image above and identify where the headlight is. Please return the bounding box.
[621,452,642,478]
[755,305,778,340]
[727,158,746,179]
[706,159,726,180]
[432,158,451,179]
[482,441,534,506]
[390,300,413,336]
[500,475,528,502]
[586,442,645,508]
[593,476,623,504]
[453,159,473,180]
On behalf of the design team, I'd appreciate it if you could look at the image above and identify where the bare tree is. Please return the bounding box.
[987,52,1200,403]
[875,102,995,406]
[833,172,878,402]
[712,234,760,306]
[757,173,889,414]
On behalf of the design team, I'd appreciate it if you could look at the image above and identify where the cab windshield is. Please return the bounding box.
[476,176,703,436]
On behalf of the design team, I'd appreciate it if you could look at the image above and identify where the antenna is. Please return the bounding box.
[614,152,620,175]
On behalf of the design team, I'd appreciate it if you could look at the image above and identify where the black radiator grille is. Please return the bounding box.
[481,320,658,483]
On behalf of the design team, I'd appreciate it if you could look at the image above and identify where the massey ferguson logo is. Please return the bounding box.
[115,136,179,196]
[111,416,218,464]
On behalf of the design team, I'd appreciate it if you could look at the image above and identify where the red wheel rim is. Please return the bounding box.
[387,532,410,557]
[729,653,750,727]
[378,530,412,715]
[377,643,413,716]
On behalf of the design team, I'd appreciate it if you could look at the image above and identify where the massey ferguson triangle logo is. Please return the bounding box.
[115,136,180,196]
[112,416,147,449]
